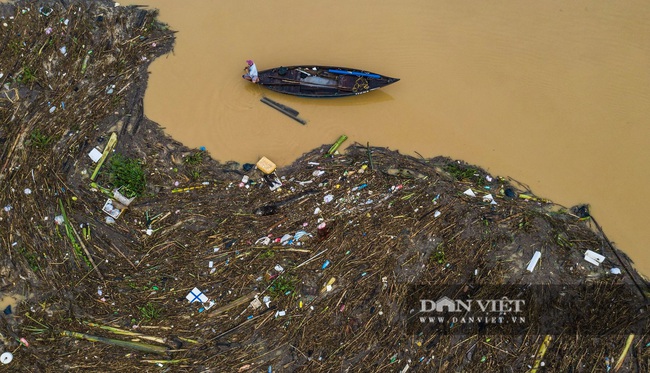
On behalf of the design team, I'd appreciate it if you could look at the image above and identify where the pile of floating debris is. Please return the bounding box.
[0,1,647,372]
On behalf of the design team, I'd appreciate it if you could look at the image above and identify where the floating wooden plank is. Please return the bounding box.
[260,97,307,125]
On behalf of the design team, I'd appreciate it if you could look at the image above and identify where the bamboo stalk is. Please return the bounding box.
[208,291,257,317]
[614,334,634,372]
[84,322,166,345]
[61,330,169,354]
[91,132,118,181]
[529,335,552,373]
[141,359,187,364]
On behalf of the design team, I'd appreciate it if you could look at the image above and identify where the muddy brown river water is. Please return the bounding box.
[122,0,648,276]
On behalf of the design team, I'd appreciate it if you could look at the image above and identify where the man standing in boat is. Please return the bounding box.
[243,59,259,83]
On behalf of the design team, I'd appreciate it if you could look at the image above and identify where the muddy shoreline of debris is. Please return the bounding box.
[1,1,648,372]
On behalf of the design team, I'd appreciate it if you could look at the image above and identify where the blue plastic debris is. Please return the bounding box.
[352,183,367,191]
[3,305,11,315]
[322,260,331,269]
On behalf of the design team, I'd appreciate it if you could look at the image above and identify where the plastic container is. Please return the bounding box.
[256,157,276,174]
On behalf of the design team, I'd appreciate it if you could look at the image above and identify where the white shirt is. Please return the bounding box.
[248,63,258,80]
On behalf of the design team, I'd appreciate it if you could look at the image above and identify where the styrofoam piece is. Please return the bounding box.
[88,148,103,162]
[584,250,605,266]
[463,188,476,197]
[526,251,542,272]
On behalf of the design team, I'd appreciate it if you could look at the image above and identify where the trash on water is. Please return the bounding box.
[250,297,262,310]
[102,199,121,219]
[610,267,621,275]
[463,189,476,197]
[1,352,13,364]
[39,6,53,16]
[314,207,321,214]
[102,190,135,219]
[324,194,334,203]
[312,170,325,177]
[294,230,311,241]
[584,250,605,266]
[256,156,277,175]
[3,305,11,315]
[352,183,367,192]
[280,234,293,245]
[526,251,542,272]
[255,236,271,245]
[433,210,441,218]
[482,194,495,204]
[24,188,32,195]
[274,264,284,272]
[275,310,286,317]
[88,148,103,162]
[264,173,283,191]
[59,46,67,55]
[263,295,271,308]
[322,260,331,269]
[321,277,336,293]
[186,287,208,303]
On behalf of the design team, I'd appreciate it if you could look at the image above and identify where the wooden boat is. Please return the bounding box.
[251,65,399,98]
